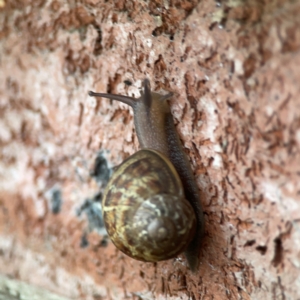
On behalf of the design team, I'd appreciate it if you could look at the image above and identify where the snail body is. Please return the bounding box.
[89,79,204,271]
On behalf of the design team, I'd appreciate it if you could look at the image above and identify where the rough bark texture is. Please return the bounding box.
[0,0,300,299]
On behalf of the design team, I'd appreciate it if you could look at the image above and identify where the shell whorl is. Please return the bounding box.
[102,149,196,262]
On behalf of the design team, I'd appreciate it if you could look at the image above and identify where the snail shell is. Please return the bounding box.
[103,149,196,262]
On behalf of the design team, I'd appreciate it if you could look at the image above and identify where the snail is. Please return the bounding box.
[89,79,204,271]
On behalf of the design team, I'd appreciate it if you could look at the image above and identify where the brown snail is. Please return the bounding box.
[89,79,204,271]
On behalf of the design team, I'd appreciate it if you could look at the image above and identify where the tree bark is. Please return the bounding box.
[0,0,299,299]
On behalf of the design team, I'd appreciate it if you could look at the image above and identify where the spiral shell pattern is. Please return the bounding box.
[102,149,196,262]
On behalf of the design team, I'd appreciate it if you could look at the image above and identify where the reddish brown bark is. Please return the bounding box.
[0,0,299,299]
